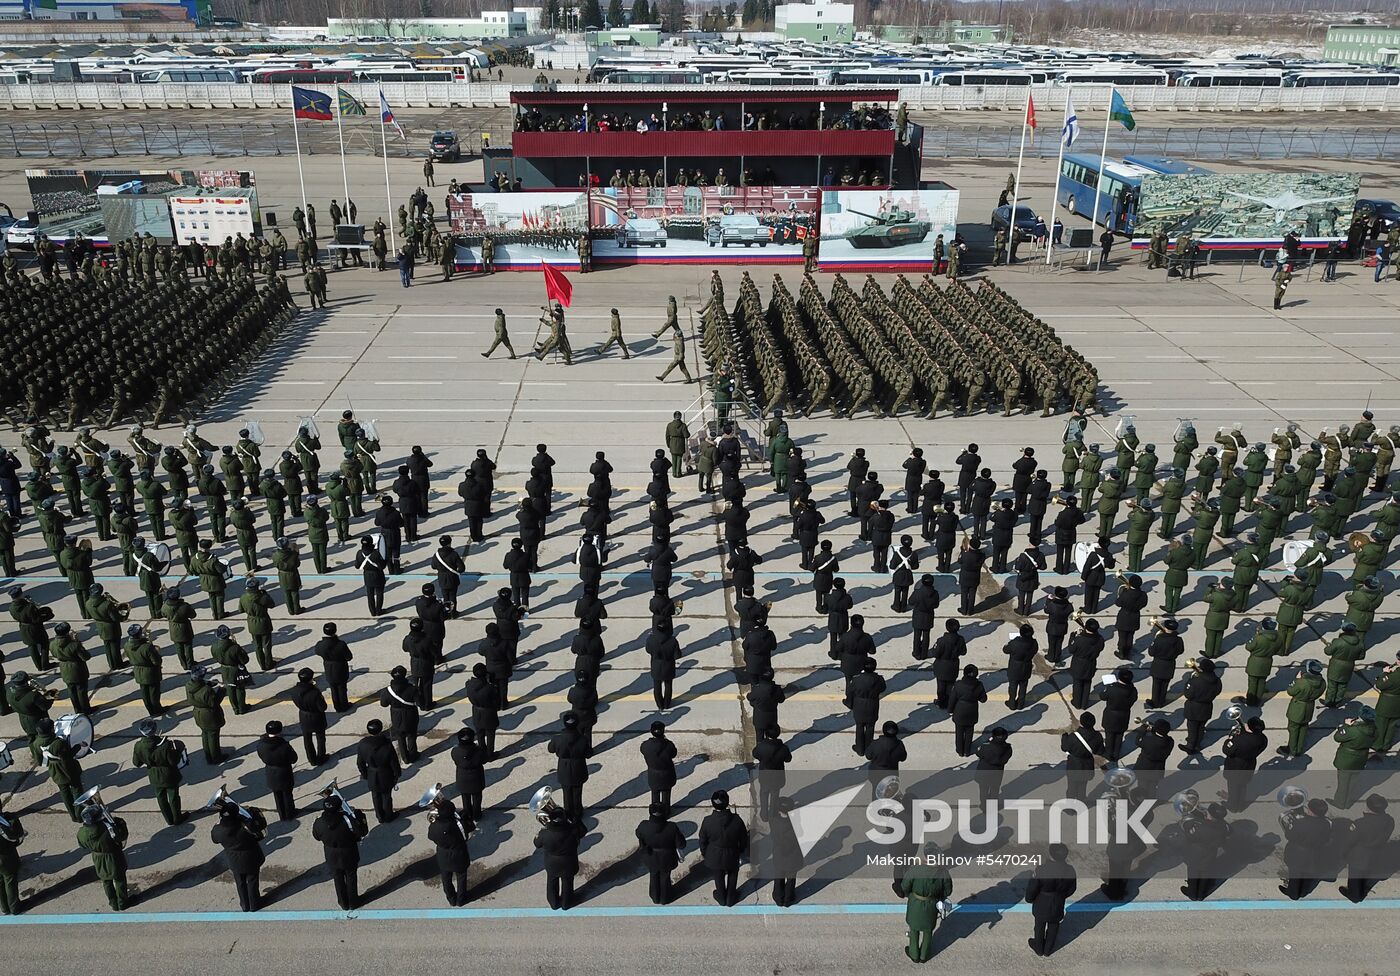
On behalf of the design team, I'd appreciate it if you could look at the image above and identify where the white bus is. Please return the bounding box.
[1284,71,1400,87]
[1176,69,1285,88]
[933,70,1038,86]
[1057,68,1170,86]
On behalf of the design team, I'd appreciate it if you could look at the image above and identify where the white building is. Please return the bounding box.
[774,0,854,42]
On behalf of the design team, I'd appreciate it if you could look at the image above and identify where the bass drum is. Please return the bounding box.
[1280,539,1310,573]
[54,713,95,758]
[1072,541,1093,572]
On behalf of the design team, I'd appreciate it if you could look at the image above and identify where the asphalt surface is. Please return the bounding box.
[0,148,1399,974]
[0,106,1396,161]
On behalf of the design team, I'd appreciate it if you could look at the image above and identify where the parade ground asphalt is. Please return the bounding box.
[2,145,1400,975]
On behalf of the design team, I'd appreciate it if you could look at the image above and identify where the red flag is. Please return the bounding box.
[542,263,573,307]
[1025,93,1037,130]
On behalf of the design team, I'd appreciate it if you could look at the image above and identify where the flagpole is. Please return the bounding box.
[290,84,308,217]
[335,91,352,215]
[378,90,397,254]
[1045,89,1072,266]
[1006,88,1031,266]
[1090,84,1114,249]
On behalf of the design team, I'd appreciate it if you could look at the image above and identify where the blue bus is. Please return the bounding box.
[1056,153,1215,233]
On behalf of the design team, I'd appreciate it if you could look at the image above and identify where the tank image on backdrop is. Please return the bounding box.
[817,189,960,270]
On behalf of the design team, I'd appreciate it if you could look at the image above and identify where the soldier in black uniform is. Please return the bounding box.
[292,667,329,765]
[210,797,267,912]
[257,720,299,821]
[636,802,686,905]
[699,789,749,906]
[428,794,474,907]
[535,806,586,910]
[356,719,402,823]
[312,795,368,910]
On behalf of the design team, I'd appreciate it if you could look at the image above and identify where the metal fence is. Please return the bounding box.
[0,80,1398,114]
[920,124,1400,161]
[1,118,1394,162]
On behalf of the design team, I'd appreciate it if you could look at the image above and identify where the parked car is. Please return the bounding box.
[429,130,461,162]
[4,212,40,251]
[708,213,769,247]
[615,218,667,247]
[990,204,1040,236]
[1356,198,1400,231]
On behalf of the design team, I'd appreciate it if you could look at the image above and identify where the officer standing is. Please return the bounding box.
[356,536,389,616]
[357,719,402,823]
[257,720,299,821]
[1025,843,1076,956]
[50,622,92,715]
[901,846,954,963]
[698,789,749,906]
[636,802,686,905]
[293,668,329,765]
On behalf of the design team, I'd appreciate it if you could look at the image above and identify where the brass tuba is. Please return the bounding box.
[528,784,564,826]
[1277,784,1308,830]
[418,782,446,823]
[75,785,119,838]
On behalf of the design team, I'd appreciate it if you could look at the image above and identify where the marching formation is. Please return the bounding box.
[1,392,1396,954]
[701,271,1100,421]
[0,265,297,429]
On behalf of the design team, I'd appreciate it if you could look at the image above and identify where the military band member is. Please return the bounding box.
[240,578,276,670]
[187,665,227,763]
[210,794,267,913]
[313,795,368,910]
[77,804,131,911]
[35,716,84,820]
[50,621,92,715]
[132,716,186,825]
[0,798,24,915]
[255,720,298,822]
[271,537,303,615]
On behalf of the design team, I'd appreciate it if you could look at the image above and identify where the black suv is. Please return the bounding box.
[430,131,461,162]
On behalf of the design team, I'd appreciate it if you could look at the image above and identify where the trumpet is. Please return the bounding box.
[673,601,685,614]
[1184,657,1200,673]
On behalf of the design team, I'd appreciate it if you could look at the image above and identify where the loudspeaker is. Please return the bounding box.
[335,224,365,246]
[1067,228,1094,248]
